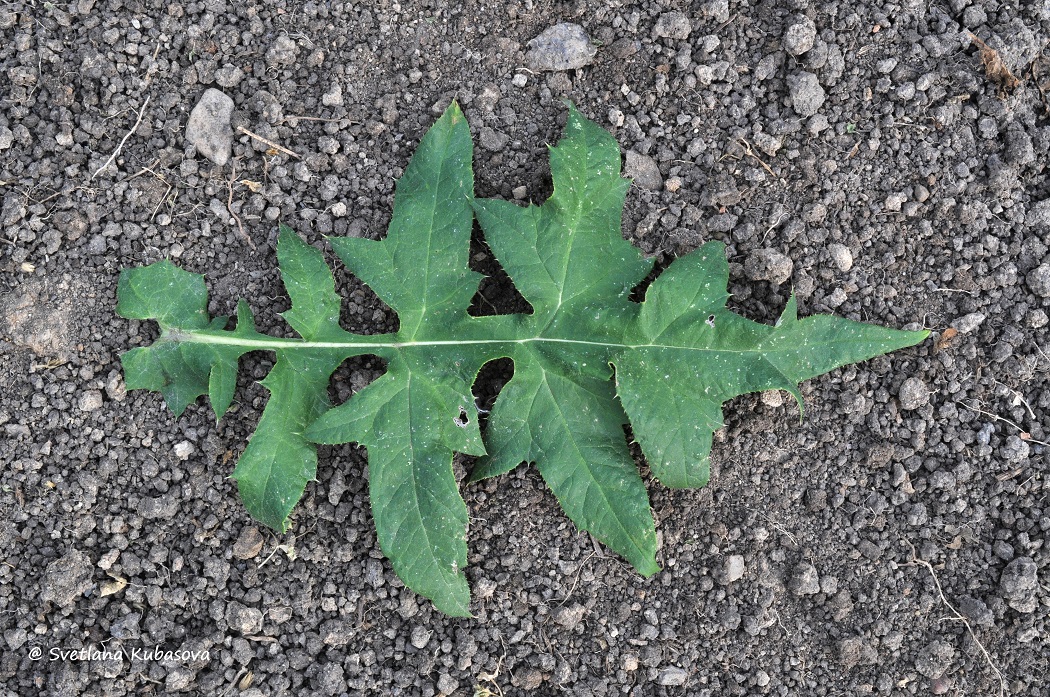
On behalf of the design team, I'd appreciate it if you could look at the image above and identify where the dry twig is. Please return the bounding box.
[737,138,778,178]
[226,162,255,250]
[91,95,151,180]
[901,541,1006,697]
[236,125,301,159]
[957,401,1050,447]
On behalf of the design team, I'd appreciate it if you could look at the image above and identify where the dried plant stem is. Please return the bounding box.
[91,95,151,180]
[226,162,255,250]
[237,125,301,159]
[902,541,1006,697]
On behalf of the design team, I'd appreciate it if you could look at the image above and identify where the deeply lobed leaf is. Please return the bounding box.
[118,102,928,616]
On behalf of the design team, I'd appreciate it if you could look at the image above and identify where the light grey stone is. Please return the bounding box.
[526,24,596,72]
[658,667,688,686]
[654,11,692,40]
[828,243,853,271]
[783,16,817,56]
[744,248,793,285]
[787,71,825,117]
[951,312,985,333]
[625,151,662,191]
[41,550,93,606]
[898,377,930,410]
[186,88,234,166]
[719,555,746,584]
[1026,263,1050,297]
[78,390,104,412]
[999,556,1038,613]
[790,562,820,596]
[1026,198,1050,228]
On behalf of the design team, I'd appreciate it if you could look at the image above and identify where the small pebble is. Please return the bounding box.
[437,673,459,695]
[790,562,820,595]
[827,243,853,272]
[787,71,825,117]
[225,602,264,634]
[173,440,195,460]
[186,88,234,166]
[951,312,985,334]
[625,151,662,191]
[719,554,746,584]
[783,16,816,56]
[745,248,793,285]
[654,11,692,40]
[657,667,688,686]
[232,526,265,560]
[1025,263,1050,297]
[410,625,432,649]
[78,390,104,412]
[526,23,596,71]
[898,377,930,410]
[553,603,587,629]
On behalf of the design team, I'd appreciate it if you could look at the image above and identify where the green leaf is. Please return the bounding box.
[614,246,925,488]
[118,102,928,616]
[328,103,479,337]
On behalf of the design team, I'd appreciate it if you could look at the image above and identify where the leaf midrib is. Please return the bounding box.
[168,328,883,357]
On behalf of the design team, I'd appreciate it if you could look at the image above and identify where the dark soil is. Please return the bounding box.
[2,1,1048,695]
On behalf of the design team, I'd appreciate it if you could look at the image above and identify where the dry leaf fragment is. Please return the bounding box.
[100,573,128,597]
[934,327,958,353]
[969,33,1020,95]
[240,179,263,193]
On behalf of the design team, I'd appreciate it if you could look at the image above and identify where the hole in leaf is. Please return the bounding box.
[454,407,469,428]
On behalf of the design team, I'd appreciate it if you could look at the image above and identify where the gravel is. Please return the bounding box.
[3,1,1048,695]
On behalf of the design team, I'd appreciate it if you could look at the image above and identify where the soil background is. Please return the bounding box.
[1,0,1048,695]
